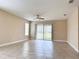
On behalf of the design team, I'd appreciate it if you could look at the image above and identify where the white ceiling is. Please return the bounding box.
[0,0,78,21]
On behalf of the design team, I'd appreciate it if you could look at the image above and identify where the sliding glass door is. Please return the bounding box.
[36,24,52,41]
[36,24,43,40]
[44,25,52,40]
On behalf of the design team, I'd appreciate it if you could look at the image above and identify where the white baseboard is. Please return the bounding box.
[54,40,79,53]
[0,39,27,47]
[54,40,67,42]
[67,41,79,53]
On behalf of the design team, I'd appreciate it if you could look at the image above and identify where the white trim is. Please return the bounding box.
[0,39,27,47]
[67,41,79,53]
[54,40,79,53]
[54,40,67,42]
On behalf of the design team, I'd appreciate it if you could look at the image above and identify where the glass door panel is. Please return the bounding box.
[44,25,52,40]
[36,24,43,40]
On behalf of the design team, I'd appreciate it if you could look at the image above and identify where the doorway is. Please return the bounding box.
[36,24,52,41]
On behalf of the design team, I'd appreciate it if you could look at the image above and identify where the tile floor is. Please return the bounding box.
[0,40,78,59]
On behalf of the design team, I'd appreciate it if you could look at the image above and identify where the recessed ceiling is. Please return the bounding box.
[0,0,78,21]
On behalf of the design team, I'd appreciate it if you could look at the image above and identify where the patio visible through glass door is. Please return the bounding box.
[36,24,52,41]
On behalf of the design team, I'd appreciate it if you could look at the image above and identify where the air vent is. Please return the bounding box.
[69,0,74,3]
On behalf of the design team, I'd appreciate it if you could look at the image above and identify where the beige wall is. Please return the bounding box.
[31,20,67,41]
[67,7,78,52]
[0,10,25,44]
[53,20,67,41]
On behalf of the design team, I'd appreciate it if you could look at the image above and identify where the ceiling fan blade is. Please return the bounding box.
[39,18,44,20]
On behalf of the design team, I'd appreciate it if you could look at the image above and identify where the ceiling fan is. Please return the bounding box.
[34,14,45,21]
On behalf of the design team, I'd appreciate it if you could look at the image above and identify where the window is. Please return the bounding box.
[25,23,29,36]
